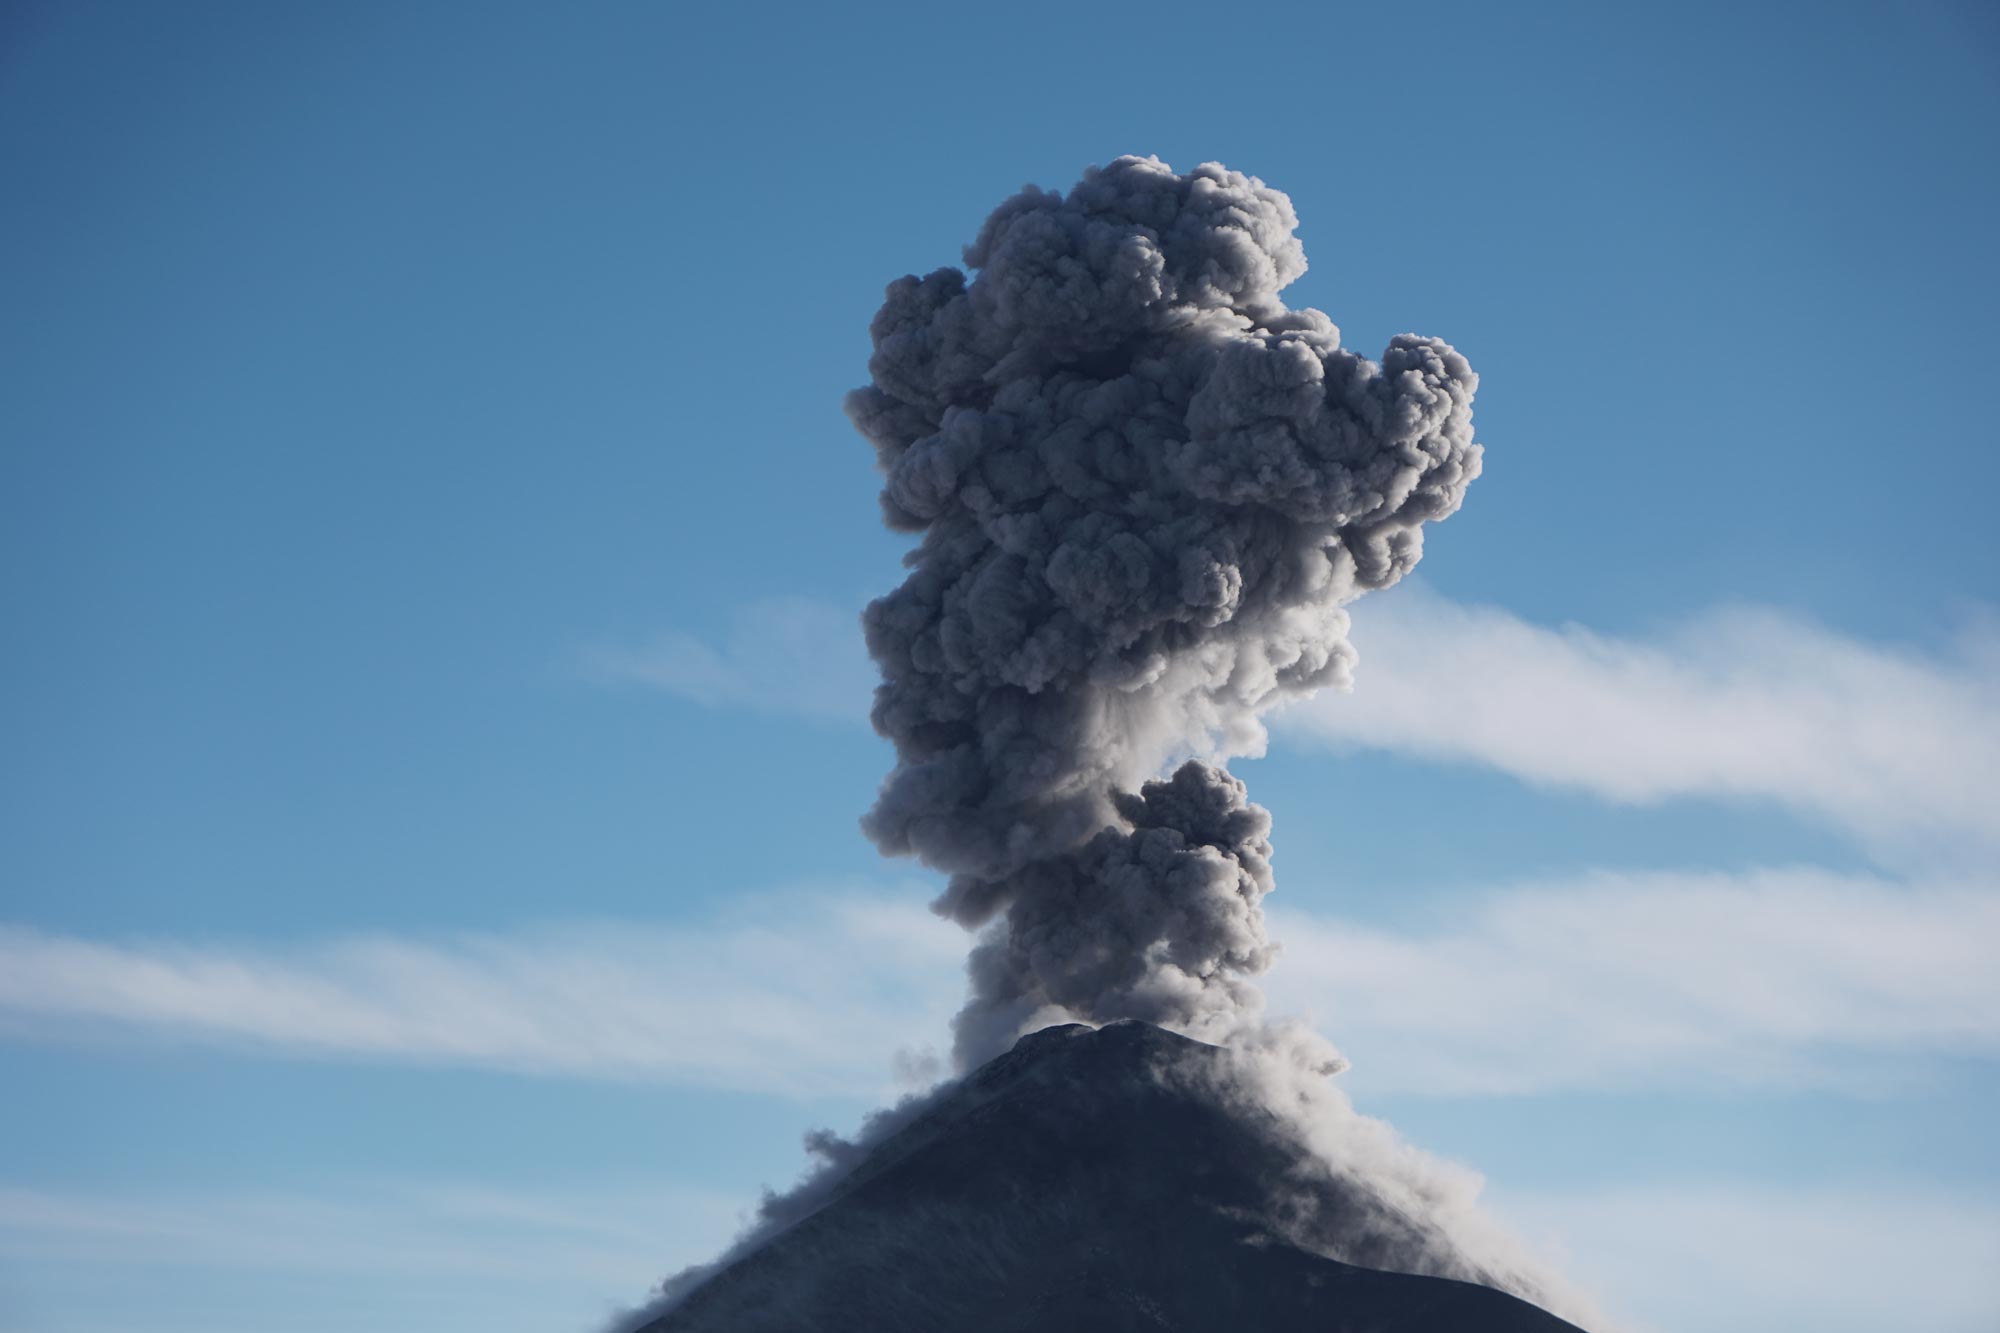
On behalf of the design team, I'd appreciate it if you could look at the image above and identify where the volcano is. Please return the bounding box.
[632,1021,1585,1332]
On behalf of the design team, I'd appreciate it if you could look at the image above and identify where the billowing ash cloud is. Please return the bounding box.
[846,155,1480,1065]
[607,159,1610,1333]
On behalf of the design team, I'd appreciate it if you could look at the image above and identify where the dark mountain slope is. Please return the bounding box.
[636,1022,1586,1333]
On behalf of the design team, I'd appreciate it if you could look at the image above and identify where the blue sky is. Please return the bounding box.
[2,2,1997,1330]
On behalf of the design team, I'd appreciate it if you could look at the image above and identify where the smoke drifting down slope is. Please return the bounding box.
[848,154,1480,1066]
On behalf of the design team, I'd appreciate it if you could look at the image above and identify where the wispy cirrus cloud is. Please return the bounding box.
[582,596,873,723]
[1494,1181,2000,1333]
[599,588,2000,860]
[0,1179,736,1282]
[1289,586,2000,860]
[1266,867,2000,1096]
[3,871,1994,1099]
[0,890,962,1098]
[9,1176,1994,1333]
[0,1177,745,1333]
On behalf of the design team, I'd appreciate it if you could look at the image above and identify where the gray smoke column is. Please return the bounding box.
[605,158,1607,1333]
[848,155,1480,1067]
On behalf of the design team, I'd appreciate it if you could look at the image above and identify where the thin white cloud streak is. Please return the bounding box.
[0,1179,736,1283]
[9,1177,1993,1333]
[1496,1182,2000,1333]
[1285,586,2000,859]
[2,872,1995,1098]
[1267,867,2000,1096]
[0,890,964,1098]
[0,1178,745,1333]
[583,596,873,723]
[599,589,2000,862]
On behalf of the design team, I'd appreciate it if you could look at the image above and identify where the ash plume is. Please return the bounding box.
[609,156,1607,1333]
[848,154,1480,1066]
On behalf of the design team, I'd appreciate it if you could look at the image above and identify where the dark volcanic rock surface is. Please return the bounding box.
[638,1022,1584,1333]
